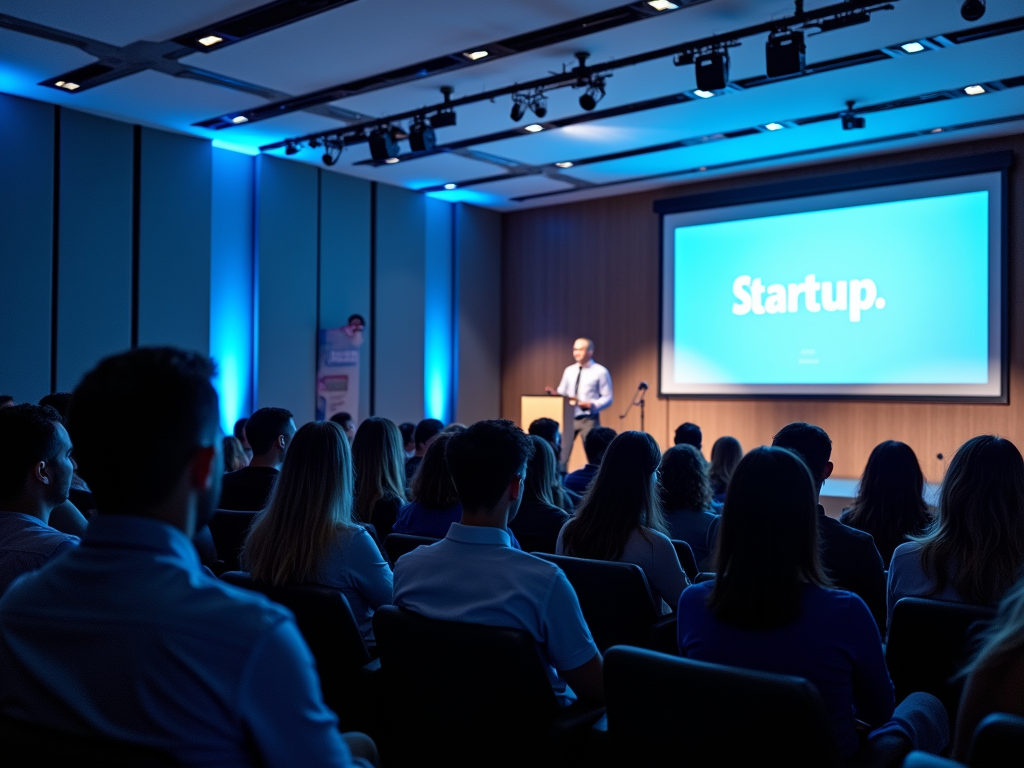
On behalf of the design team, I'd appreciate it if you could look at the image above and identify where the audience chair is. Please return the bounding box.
[886,598,995,719]
[372,605,602,767]
[901,753,962,768]
[191,525,224,573]
[604,646,842,767]
[671,539,699,581]
[383,533,438,564]
[207,509,258,571]
[219,572,378,733]
[0,713,175,767]
[966,712,1024,768]
[513,530,560,554]
[694,572,716,583]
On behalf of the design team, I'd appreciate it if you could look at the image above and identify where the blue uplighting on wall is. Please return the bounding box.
[423,197,455,423]
[209,146,255,434]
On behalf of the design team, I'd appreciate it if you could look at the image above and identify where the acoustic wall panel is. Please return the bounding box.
[255,155,318,424]
[138,128,212,354]
[0,93,54,401]
[56,109,133,392]
[424,197,454,423]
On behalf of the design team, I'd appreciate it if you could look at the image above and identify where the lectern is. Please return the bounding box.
[520,395,575,465]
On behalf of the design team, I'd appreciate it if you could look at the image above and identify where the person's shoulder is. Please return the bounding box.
[191,574,295,638]
[641,526,675,547]
[591,362,611,375]
[678,581,713,612]
[890,540,925,569]
[809,585,877,626]
[822,513,873,541]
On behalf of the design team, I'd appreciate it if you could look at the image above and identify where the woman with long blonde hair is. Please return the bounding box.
[242,421,392,645]
[351,417,407,538]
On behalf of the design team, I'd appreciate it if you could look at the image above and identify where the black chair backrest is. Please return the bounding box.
[0,714,176,767]
[671,539,698,581]
[383,533,438,564]
[513,531,559,554]
[372,605,560,767]
[534,553,658,652]
[604,646,840,767]
[207,509,258,571]
[694,572,716,583]
[968,712,1024,768]
[886,597,995,717]
[191,525,219,570]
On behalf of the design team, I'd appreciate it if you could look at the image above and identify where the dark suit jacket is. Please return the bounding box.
[218,466,278,511]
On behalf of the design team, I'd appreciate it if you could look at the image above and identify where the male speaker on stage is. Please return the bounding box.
[545,337,613,445]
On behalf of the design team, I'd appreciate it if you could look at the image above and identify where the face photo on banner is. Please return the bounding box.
[316,314,364,422]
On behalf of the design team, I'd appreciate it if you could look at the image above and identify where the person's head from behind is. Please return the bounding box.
[528,417,561,460]
[583,426,617,467]
[674,422,702,449]
[410,432,459,510]
[245,407,296,466]
[413,418,444,456]
[524,435,560,507]
[660,444,713,512]
[445,420,535,520]
[709,436,743,490]
[0,395,14,409]
[222,436,248,472]
[233,417,251,451]
[0,404,75,520]
[922,435,1024,605]
[38,393,73,425]
[561,431,664,561]
[329,411,356,443]
[68,347,221,535]
[772,422,833,495]
[398,422,416,455]
[243,421,353,586]
[846,440,928,539]
[351,416,406,518]
[710,446,827,629]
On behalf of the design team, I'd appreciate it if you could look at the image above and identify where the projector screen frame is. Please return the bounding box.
[654,151,1011,403]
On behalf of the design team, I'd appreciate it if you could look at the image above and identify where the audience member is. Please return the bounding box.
[888,435,1024,626]
[329,411,356,443]
[219,407,295,511]
[404,418,443,482]
[708,436,742,504]
[37,392,72,420]
[442,422,466,433]
[841,440,931,568]
[398,422,416,459]
[222,435,249,472]
[528,417,562,463]
[243,421,392,647]
[563,426,616,496]
[393,420,602,706]
[678,446,948,760]
[659,444,718,571]
[674,422,702,450]
[233,417,253,460]
[558,431,689,611]
[0,395,14,409]
[37,392,94,524]
[393,433,461,538]
[0,347,370,766]
[0,404,79,595]
[771,422,887,630]
[351,417,407,539]
[508,436,570,554]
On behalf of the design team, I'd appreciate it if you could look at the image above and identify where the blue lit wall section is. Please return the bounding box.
[424,197,455,423]
[210,146,255,434]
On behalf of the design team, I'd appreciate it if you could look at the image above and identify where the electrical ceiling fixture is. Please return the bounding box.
[384,157,400,164]
[430,86,458,128]
[524,124,544,133]
[695,50,730,92]
[510,93,527,122]
[961,0,986,22]
[764,122,785,131]
[53,80,79,91]
[578,75,608,111]
[766,30,805,78]
[648,0,679,9]
[964,84,986,95]
[693,89,716,99]
[555,161,575,168]
[321,139,342,167]
[231,115,249,124]
[408,118,437,152]
[841,100,866,129]
[284,142,299,155]
[901,41,925,52]
[197,35,224,46]
[369,126,400,161]
[444,183,457,190]
[463,50,489,61]
[529,90,548,119]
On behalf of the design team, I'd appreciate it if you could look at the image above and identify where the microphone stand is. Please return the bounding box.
[619,384,648,433]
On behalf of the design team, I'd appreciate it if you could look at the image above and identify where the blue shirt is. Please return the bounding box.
[319,526,394,646]
[563,465,598,495]
[393,502,523,549]
[0,515,359,768]
[556,360,613,417]
[663,508,718,572]
[677,581,894,758]
[0,512,79,596]
[393,523,598,706]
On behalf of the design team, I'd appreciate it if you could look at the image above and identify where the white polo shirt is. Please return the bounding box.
[393,523,598,706]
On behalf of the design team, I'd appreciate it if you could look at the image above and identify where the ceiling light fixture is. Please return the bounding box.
[964,84,986,95]
[198,35,224,46]
[764,122,785,131]
[578,76,607,111]
[648,0,679,9]
[444,183,457,190]
[231,115,249,124]
[369,125,400,161]
[529,90,548,119]
[284,142,299,155]
[321,139,342,167]
[463,50,489,61]
[408,117,437,152]
[524,124,544,133]
[693,89,716,99]
[840,100,865,130]
[961,0,986,22]
[384,157,400,164]
[765,30,805,78]
[695,50,730,92]
[901,41,925,53]
[555,161,574,168]
[54,80,80,91]
[510,93,527,122]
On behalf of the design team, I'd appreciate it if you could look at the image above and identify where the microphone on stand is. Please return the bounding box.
[619,381,650,432]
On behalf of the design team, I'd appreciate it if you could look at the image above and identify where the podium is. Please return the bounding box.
[520,395,575,465]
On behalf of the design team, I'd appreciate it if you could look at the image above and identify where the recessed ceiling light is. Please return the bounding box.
[384,157,400,164]
[443,183,457,190]
[648,0,679,9]
[901,41,925,53]
[764,122,784,131]
[524,124,544,133]
[55,80,65,87]
[930,127,944,133]
[198,35,224,46]
[964,84,986,95]
[699,166,707,171]
[693,89,716,99]
[231,115,249,124]
[463,50,489,61]
[555,161,574,168]
[54,80,80,91]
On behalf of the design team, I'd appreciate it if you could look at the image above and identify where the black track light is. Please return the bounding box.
[961,0,985,21]
[321,140,342,166]
[840,100,865,130]
[430,86,457,128]
[766,30,805,78]
[695,50,729,92]
[285,142,299,155]
[528,90,548,118]
[510,94,527,122]
[408,118,436,152]
[579,77,606,111]
[368,126,399,162]
[322,152,337,166]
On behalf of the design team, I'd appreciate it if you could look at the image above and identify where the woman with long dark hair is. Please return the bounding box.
[888,435,1024,626]
[841,441,930,567]
[393,432,461,538]
[677,446,948,760]
[351,417,407,539]
[557,431,689,610]
[659,444,718,571]
[707,436,742,504]
[508,436,569,553]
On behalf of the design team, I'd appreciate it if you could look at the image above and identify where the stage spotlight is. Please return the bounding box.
[695,50,729,92]
[510,94,527,122]
[284,142,299,155]
[408,118,436,152]
[530,92,548,119]
[444,183,457,190]
[321,141,342,166]
[579,78,606,111]
[766,30,805,78]
[368,126,399,162]
[840,101,865,130]
[961,0,985,21]
[430,111,456,128]
[964,84,986,95]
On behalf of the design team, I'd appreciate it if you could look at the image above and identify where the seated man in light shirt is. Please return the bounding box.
[0,347,373,768]
[545,337,613,449]
[393,419,603,706]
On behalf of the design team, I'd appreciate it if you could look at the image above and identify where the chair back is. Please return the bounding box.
[604,646,841,767]
[886,597,995,717]
[0,714,176,767]
[207,509,258,571]
[968,712,1024,768]
[671,539,698,581]
[191,525,219,570]
[534,553,658,652]
[372,605,560,767]
[383,533,439,564]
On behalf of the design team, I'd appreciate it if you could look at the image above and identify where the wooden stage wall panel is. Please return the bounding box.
[501,133,1024,484]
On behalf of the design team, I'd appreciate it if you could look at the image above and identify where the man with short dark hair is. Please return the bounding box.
[0,347,369,766]
[219,407,295,511]
[393,420,603,706]
[0,404,79,594]
[330,412,356,443]
[674,422,702,450]
[564,426,617,496]
[398,422,416,459]
[528,417,562,463]
[772,422,887,631]
[404,418,444,482]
